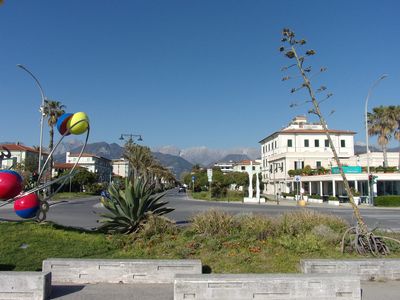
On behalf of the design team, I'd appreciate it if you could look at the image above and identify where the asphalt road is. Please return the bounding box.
[1,189,400,231]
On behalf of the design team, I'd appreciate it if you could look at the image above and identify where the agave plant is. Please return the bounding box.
[98,177,174,234]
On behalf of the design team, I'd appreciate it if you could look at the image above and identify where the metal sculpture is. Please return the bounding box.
[0,112,90,222]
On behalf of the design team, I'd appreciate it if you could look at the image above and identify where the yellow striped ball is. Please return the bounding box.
[67,112,89,135]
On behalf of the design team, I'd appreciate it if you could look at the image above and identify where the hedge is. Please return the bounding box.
[374,195,400,207]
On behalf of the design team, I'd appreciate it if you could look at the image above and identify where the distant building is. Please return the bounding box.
[65,152,112,182]
[112,158,130,178]
[213,161,235,173]
[233,159,262,173]
[259,116,400,197]
[0,142,48,170]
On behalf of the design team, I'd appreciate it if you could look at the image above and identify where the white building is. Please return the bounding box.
[112,158,130,178]
[213,161,235,173]
[65,152,112,182]
[233,159,262,173]
[259,116,400,198]
[0,143,48,170]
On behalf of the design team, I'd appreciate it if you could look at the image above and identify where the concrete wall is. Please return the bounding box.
[174,273,361,300]
[301,259,400,281]
[0,272,51,300]
[43,258,202,284]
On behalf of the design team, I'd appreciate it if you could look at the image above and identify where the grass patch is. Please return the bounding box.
[0,222,117,271]
[1,210,400,272]
[51,192,94,200]
[191,190,244,202]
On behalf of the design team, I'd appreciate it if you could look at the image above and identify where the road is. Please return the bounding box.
[1,189,400,231]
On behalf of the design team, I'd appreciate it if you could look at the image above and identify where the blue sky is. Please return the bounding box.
[0,1,399,150]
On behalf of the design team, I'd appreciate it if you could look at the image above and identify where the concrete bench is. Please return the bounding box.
[301,259,400,281]
[174,273,361,300]
[43,258,202,284]
[0,272,51,300]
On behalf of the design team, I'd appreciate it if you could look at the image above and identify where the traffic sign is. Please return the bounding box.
[207,169,213,182]
[294,175,301,182]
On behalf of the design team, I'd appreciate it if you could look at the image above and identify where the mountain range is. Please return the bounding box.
[4,139,398,179]
[51,141,259,179]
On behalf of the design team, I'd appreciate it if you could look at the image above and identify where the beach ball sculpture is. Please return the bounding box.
[57,112,89,136]
[0,109,90,221]
[56,113,73,136]
[0,170,23,200]
[14,193,40,219]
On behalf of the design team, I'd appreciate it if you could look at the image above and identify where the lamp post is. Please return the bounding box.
[119,133,143,145]
[364,74,388,206]
[17,64,46,174]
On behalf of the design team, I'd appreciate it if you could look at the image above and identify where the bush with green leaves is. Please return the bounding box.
[98,177,174,234]
[375,196,400,207]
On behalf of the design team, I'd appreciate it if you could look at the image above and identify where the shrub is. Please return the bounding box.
[282,192,295,198]
[328,196,338,200]
[135,215,178,240]
[190,209,238,236]
[311,224,340,244]
[98,177,174,234]
[211,182,228,198]
[235,214,278,240]
[375,196,400,207]
[275,210,347,236]
[309,194,321,199]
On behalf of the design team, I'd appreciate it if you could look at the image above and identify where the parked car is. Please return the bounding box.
[178,186,186,193]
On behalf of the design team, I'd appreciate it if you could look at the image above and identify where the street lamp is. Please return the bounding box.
[364,74,388,205]
[119,133,143,144]
[17,64,46,174]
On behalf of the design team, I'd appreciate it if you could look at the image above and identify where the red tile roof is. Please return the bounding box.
[0,143,49,155]
[235,160,261,166]
[54,163,76,169]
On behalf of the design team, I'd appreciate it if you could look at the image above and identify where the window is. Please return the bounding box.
[316,161,322,168]
[287,139,293,147]
[314,139,319,147]
[295,161,304,170]
[241,166,245,171]
[325,139,329,147]
[341,140,346,147]
[304,139,309,147]
[274,141,277,149]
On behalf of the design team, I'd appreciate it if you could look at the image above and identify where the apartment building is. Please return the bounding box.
[0,142,48,170]
[65,152,112,182]
[259,116,400,197]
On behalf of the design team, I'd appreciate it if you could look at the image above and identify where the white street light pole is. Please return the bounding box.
[364,74,388,205]
[17,64,46,174]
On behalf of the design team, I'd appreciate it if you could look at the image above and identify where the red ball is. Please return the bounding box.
[14,193,40,219]
[0,171,23,200]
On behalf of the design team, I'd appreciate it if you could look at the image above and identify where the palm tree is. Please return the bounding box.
[43,100,66,178]
[387,106,400,170]
[368,106,398,167]
[123,143,153,179]
[123,143,176,189]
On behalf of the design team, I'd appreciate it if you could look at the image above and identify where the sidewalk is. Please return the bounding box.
[49,281,400,299]
[51,283,173,300]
